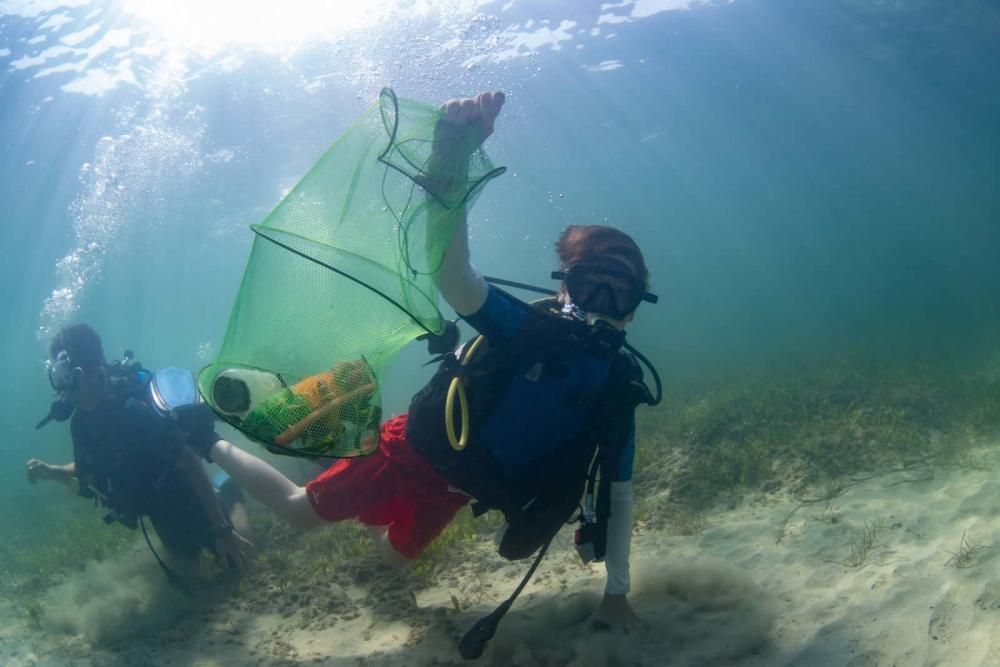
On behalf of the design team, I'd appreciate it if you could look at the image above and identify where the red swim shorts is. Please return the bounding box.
[305,413,469,559]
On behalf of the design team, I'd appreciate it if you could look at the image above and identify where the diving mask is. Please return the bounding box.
[47,350,82,394]
[552,257,658,321]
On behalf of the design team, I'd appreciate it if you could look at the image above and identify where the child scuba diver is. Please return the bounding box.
[187,92,657,649]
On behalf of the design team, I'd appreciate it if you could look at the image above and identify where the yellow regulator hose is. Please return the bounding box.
[445,335,486,451]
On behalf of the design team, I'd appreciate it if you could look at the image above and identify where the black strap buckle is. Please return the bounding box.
[417,320,460,356]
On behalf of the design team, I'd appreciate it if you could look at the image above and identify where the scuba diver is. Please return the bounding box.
[26,323,254,580]
[191,90,656,642]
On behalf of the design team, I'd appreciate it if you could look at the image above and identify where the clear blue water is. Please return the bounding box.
[1,0,998,661]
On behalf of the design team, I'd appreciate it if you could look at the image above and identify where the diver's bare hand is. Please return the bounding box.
[590,593,640,634]
[431,91,506,169]
[441,91,505,139]
[215,526,255,573]
[26,459,54,484]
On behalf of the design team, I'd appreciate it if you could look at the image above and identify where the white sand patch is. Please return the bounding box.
[403,447,1000,665]
[661,455,1000,666]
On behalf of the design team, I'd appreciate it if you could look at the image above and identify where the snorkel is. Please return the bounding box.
[36,397,74,430]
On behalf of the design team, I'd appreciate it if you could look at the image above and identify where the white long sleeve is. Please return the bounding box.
[604,480,634,595]
[432,209,488,316]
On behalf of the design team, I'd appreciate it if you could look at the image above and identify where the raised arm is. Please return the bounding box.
[425,92,505,316]
[433,209,487,316]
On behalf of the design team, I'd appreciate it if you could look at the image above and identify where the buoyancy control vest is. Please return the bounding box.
[407,297,652,533]
[67,353,218,587]
[60,353,215,521]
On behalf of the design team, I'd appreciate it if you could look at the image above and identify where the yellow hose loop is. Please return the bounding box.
[446,377,469,450]
[446,335,486,451]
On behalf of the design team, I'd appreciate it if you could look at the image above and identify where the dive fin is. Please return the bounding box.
[458,537,552,660]
[459,599,512,660]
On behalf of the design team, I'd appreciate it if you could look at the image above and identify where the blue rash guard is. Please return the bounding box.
[463,286,636,482]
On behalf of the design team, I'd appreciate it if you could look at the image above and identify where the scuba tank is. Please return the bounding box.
[148,365,215,438]
[149,366,201,416]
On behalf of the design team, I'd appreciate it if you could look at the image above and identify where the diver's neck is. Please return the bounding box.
[72,370,108,412]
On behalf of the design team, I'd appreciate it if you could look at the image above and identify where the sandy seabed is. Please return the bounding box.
[6,448,1000,667]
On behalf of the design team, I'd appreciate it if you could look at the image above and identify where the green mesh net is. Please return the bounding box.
[198,88,505,458]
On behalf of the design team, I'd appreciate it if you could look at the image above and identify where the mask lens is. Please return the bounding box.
[47,352,78,393]
[565,262,642,319]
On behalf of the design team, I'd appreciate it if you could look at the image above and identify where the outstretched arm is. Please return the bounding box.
[592,413,640,632]
[595,480,639,631]
[425,92,505,316]
[25,459,75,485]
[604,481,635,595]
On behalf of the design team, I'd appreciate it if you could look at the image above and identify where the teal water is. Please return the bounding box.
[1,0,999,662]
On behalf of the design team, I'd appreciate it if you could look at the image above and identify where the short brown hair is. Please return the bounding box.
[555,225,649,287]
